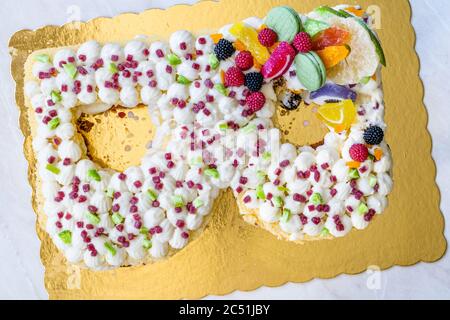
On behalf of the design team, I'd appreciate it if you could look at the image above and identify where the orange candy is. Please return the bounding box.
[374,148,383,161]
[346,161,361,169]
[316,45,350,69]
[312,27,351,51]
[211,33,223,44]
[234,40,247,52]
[346,7,365,17]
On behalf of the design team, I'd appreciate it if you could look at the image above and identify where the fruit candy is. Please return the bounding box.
[229,22,270,65]
[316,45,350,69]
[312,26,351,51]
[261,41,296,80]
[317,99,356,132]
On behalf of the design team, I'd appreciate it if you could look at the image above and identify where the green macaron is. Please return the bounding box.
[265,6,302,43]
[294,52,326,91]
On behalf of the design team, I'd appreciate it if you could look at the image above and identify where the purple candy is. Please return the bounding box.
[310,83,357,102]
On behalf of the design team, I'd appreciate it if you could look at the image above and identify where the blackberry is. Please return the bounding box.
[363,125,384,145]
[245,72,264,92]
[214,39,235,61]
[280,91,302,111]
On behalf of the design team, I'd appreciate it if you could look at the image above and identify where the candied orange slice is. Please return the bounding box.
[234,39,247,52]
[312,26,351,51]
[316,45,350,69]
[317,99,356,131]
[229,22,270,64]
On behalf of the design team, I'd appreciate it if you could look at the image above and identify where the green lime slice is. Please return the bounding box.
[46,164,60,175]
[315,6,350,18]
[304,18,330,37]
[87,169,101,182]
[63,63,78,79]
[104,242,117,256]
[265,6,302,42]
[48,117,60,130]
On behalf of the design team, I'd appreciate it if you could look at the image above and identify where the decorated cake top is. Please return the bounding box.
[25,5,392,270]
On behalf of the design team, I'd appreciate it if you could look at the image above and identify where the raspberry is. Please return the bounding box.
[246,92,266,114]
[363,126,384,145]
[235,51,254,71]
[244,72,264,92]
[349,144,369,162]
[214,39,235,61]
[225,66,245,87]
[258,28,278,47]
[293,32,312,53]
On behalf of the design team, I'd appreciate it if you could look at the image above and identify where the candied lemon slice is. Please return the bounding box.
[229,22,270,64]
[317,99,356,131]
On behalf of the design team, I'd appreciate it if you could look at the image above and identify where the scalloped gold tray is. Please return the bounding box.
[9,0,446,299]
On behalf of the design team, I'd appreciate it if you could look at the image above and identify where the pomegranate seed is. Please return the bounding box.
[181,232,189,239]
[112,204,120,212]
[293,193,306,203]
[312,217,321,225]
[130,197,139,205]
[243,196,251,203]
[78,54,86,62]
[236,186,243,193]
[63,158,71,166]
[280,160,290,168]
[143,49,150,56]
[149,80,157,87]
[133,180,142,188]
[82,183,90,192]
[78,195,87,203]
[176,220,185,228]
[167,161,175,169]
[156,49,164,58]
[175,207,182,213]
[134,221,142,229]
[152,200,160,207]
[88,205,97,213]
[47,156,56,164]
[130,205,138,213]
[86,224,94,230]
[330,189,337,197]
[116,224,124,232]
[76,221,84,228]
[118,173,127,181]
[166,65,173,74]
[180,42,187,50]
[113,192,121,199]
[239,177,248,185]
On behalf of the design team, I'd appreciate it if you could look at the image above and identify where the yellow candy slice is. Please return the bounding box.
[317,99,356,132]
[229,22,270,65]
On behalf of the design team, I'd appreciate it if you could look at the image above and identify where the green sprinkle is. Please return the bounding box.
[147,189,158,202]
[281,209,291,223]
[143,239,152,250]
[104,242,116,256]
[190,156,203,166]
[218,123,228,132]
[242,123,257,134]
[349,168,360,179]
[63,63,78,79]
[273,196,284,208]
[214,83,228,96]
[360,76,371,85]
[205,168,219,179]
[209,54,220,70]
[87,169,101,182]
[358,203,369,214]
[51,90,62,103]
[310,193,323,205]
[111,213,124,225]
[167,53,181,65]
[108,62,119,74]
[256,185,265,200]
[193,198,204,209]
[278,186,290,193]
[177,74,192,85]
[172,195,185,208]
[139,227,149,235]
[34,54,50,63]
[86,212,100,225]
[105,188,114,198]
[369,174,378,188]
[262,152,272,161]
[256,170,267,179]
[58,230,72,244]
[48,117,60,130]
[46,164,60,175]
[321,227,330,237]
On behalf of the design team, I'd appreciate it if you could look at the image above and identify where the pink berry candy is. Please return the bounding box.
[261,42,296,80]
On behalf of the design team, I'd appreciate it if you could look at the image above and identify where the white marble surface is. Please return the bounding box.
[0,0,449,300]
